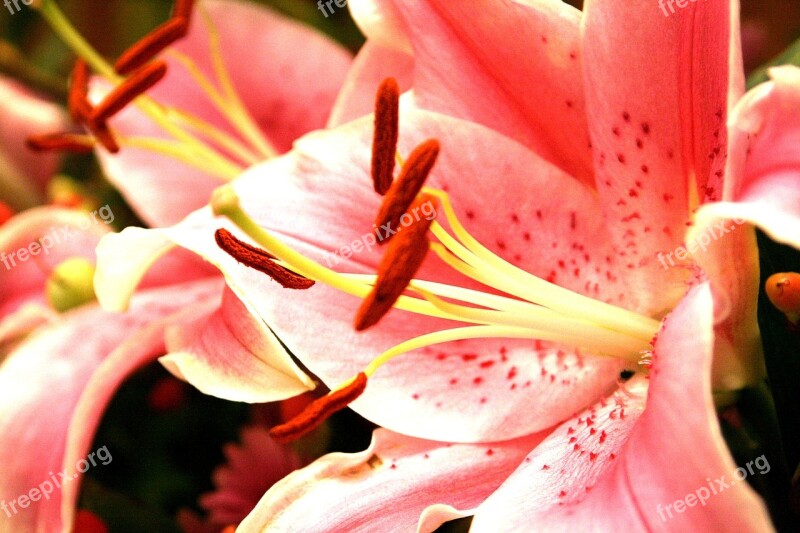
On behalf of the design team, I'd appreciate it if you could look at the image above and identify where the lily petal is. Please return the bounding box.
[581,0,742,316]
[0,207,109,323]
[381,0,594,185]
[0,76,68,209]
[693,66,800,250]
[239,427,546,532]
[327,40,415,128]
[161,286,315,403]
[473,283,773,531]
[348,0,412,54]
[92,0,352,226]
[0,279,222,533]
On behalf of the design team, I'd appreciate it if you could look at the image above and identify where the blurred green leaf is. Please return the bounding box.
[747,36,800,89]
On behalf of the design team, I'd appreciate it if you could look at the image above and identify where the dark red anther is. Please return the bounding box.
[355,194,437,331]
[269,373,368,443]
[68,59,91,122]
[173,0,195,21]
[92,61,168,123]
[84,120,120,154]
[373,139,440,244]
[114,18,189,75]
[215,228,315,290]
[371,78,400,195]
[26,133,96,154]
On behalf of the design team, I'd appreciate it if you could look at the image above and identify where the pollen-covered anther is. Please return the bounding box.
[26,133,96,154]
[114,17,189,75]
[371,77,400,195]
[356,194,437,331]
[67,59,91,122]
[92,61,168,123]
[374,139,440,243]
[214,228,315,290]
[766,272,800,324]
[269,373,368,443]
[84,119,120,154]
[173,0,195,20]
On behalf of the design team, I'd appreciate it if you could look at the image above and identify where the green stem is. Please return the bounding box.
[37,0,118,81]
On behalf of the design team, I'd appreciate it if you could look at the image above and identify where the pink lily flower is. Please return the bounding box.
[92,0,797,529]
[85,0,354,226]
[0,0,366,530]
[0,75,68,209]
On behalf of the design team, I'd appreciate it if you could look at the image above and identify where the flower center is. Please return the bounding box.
[26,0,276,181]
[210,78,663,442]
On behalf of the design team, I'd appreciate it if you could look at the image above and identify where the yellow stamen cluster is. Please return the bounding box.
[36,0,274,180]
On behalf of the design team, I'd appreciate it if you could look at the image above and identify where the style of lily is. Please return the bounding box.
[0,1,359,531]
[92,0,797,530]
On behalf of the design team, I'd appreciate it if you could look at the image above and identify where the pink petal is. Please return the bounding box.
[473,375,647,530]
[93,0,352,226]
[473,283,773,531]
[97,110,626,441]
[694,66,800,250]
[326,40,415,128]
[0,279,223,533]
[0,207,109,321]
[348,0,412,53]
[239,428,546,532]
[581,0,742,316]
[0,76,68,208]
[161,286,315,402]
[687,66,800,390]
[382,0,594,186]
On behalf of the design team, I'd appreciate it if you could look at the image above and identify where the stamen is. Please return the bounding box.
[371,77,400,195]
[26,133,96,153]
[355,194,437,330]
[92,61,168,123]
[374,139,440,242]
[114,18,188,75]
[214,228,315,289]
[67,59,90,121]
[269,373,368,443]
[766,272,800,324]
[173,0,195,20]
[85,119,120,153]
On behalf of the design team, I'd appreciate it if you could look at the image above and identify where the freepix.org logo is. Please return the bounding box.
[4,0,35,16]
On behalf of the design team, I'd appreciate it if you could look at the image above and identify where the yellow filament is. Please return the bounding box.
[413,287,647,356]
[167,109,261,166]
[424,188,661,339]
[365,325,641,377]
[119,137,240,179]
[200,4,279,158]
[36,0,270,181]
